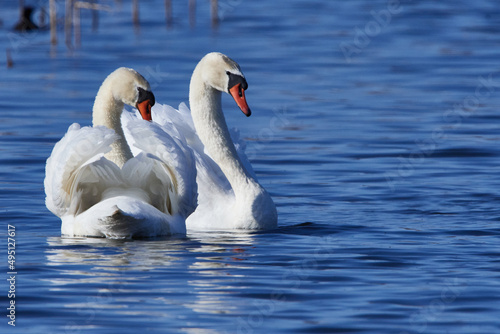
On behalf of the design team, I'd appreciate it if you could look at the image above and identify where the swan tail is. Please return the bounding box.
[65,198,186,239]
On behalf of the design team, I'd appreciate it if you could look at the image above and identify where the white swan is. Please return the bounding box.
[44,68,197,238]
[149,52,278,230]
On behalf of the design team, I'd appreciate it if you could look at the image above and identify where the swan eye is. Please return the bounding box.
[137,87,155,106]
[227,72,248,93]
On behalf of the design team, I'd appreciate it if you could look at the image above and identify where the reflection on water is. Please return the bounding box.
[186,232,256,316]
[3,0,500,333]
[46,237,183,270]
[44,233,259,326]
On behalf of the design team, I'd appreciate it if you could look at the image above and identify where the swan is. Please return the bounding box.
[44,67,197,238]
[148,52,278,230]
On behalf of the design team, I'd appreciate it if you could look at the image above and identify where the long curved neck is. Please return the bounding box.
[92,84,133,168]
[189,68,257,196]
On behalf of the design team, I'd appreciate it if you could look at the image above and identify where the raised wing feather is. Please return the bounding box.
[122,114,198,218]
[147,103,255,198]
[123,101,255,219]
[44,124,120,217]
[122,152,178,215]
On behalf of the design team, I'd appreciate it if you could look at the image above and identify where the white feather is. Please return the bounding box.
[44,68,195,238]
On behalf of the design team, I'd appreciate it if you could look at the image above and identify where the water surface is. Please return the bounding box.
[1,1,500,333]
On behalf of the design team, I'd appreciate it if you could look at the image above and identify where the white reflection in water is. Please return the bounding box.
[44,232,259,323]
[185,231,258,315]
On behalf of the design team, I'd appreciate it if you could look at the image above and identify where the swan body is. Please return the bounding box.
[45,68,196,238]
[152,53,278,230]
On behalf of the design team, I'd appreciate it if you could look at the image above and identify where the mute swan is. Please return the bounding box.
[149,52,278,230]
[44,68,197,238]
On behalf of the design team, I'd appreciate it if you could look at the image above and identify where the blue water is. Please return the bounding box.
[1,0,500,333]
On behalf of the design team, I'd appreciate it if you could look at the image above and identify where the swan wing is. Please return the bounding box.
[121,152,178,215]
[152,102,232,192]
[44,124,121,217]
[123,116,198,218]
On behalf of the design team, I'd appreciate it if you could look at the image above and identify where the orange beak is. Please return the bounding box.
[229,83,251,117]
[136,99,153,121]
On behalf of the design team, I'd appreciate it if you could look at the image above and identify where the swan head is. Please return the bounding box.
[199,52,251,117]
[104,67,156,121]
